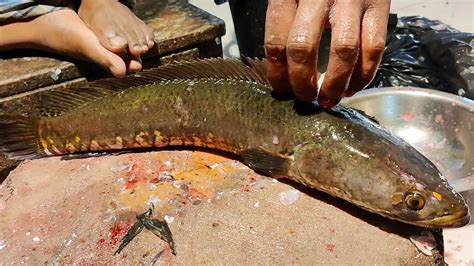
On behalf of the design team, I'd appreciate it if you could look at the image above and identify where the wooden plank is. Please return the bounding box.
[0,0,225,98]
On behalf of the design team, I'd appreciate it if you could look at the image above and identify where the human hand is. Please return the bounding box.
[264,0,390,108]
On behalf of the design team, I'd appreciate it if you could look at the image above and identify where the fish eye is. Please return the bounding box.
[405,191,425,210]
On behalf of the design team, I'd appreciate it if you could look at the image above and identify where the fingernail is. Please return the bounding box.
[318,94,335,109]
[141,45,148,51]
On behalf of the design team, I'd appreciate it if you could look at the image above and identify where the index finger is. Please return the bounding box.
[264,0,297,94]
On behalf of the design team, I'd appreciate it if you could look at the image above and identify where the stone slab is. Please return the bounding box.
[0,151,442,264]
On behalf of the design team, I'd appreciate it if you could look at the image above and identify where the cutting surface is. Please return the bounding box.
[0,150,440,264]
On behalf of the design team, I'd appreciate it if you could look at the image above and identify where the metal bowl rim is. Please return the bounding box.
[341,87,474,111]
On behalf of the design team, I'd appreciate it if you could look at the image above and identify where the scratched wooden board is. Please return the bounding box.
[0,0,225,98]
[0,151,440,264]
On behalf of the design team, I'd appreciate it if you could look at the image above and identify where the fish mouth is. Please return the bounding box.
[418,211,471,228]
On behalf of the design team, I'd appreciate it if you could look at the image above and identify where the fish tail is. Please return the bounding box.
[0,115,41,160]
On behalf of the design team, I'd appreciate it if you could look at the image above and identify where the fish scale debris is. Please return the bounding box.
[278,189,300,206]
[409,231,437,256]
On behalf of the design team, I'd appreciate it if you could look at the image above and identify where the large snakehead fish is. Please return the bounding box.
[0,58,469,228]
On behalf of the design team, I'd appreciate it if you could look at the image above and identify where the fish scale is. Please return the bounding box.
[0,58,469,228]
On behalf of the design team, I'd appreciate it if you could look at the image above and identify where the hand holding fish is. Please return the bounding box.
[264,0,391,108]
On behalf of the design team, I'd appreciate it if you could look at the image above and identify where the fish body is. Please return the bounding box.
[0,59,469,228]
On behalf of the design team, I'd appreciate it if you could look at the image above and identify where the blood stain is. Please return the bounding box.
[325,243,335,252]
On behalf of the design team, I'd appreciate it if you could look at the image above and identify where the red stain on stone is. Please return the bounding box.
[150,173,159,183]
[125,163,141,190]
[109,221,130,246]
[325,243,335,252]
[162,244,174,264]
[96,238,106,246]
[122,160,167,190]
[96,220,131,248]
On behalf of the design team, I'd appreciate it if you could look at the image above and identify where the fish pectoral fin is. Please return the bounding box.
[239,148,291,177]
[142,218,176,255]
[114,220,145,255]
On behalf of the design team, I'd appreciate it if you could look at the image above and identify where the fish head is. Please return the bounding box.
[383,157,470,228]
[291,117,470,228]
[351,134,471,228]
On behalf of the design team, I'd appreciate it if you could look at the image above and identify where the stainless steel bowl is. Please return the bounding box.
[341,87,473,185]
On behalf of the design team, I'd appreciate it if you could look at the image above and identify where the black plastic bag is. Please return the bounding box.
[369,16,474,99]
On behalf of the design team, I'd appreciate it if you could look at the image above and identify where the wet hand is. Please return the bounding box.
[264,0,390,108]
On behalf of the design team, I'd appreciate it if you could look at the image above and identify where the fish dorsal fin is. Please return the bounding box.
[37,86,115,117]
[138,57,270,85]
[37,58,269,117]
